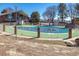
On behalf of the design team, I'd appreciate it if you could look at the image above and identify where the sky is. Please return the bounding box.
[0,3,59,19]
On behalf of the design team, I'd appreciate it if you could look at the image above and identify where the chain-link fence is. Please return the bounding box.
[0,24,79,39]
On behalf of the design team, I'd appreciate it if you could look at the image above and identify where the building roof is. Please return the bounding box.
[0,10,28,16]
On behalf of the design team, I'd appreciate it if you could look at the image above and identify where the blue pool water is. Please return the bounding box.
[17,26,69,33]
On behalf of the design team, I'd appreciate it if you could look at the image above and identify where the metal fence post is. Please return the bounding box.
[68,28,72,38]
[14,25,17,35]
[3,23,5,32]
[37,26,40,38]
[37,22,40,38]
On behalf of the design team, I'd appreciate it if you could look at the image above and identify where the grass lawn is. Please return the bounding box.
[5,25,79,39]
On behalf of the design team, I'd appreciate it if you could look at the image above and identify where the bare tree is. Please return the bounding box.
[74,3,79,19]
[58,3,67,22]
[43,6,56,25]
[66,4,75,38]
[67,4,75,23]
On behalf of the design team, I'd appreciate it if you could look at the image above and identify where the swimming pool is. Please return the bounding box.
[17,26,69,33]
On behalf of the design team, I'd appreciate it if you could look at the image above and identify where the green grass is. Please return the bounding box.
[72,29,79,37]
[5,25,79,39]
[5,26,14,34]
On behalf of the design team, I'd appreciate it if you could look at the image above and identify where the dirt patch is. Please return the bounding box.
[0,34,79,56]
